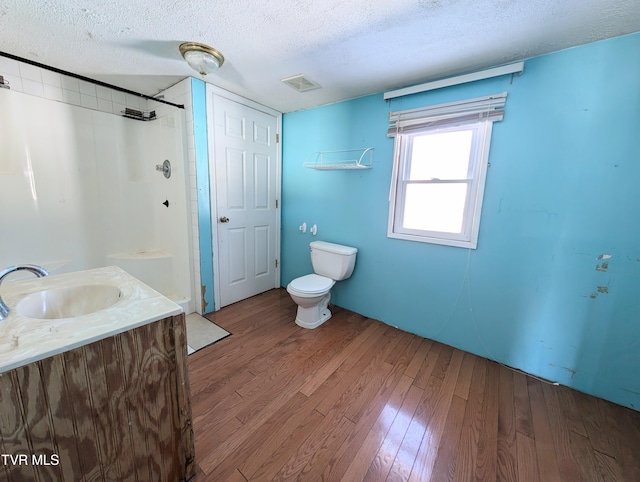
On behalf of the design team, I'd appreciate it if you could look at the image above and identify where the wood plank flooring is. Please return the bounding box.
[188,289,640,481]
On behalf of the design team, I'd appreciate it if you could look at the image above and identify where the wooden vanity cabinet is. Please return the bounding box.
[0,313,195,481]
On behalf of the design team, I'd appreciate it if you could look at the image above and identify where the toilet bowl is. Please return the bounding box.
[287,274,335,329]
[287,241,357,329]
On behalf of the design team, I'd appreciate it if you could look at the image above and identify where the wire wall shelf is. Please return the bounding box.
[303,148,373,170]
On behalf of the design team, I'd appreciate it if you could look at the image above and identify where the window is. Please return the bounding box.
[387,93,506,249]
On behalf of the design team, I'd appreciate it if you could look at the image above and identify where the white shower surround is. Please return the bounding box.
[0,76,194,312]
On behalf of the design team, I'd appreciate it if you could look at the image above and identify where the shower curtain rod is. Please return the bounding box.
[0,51,185,109]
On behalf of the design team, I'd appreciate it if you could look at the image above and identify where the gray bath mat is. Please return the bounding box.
[185,313,230,354]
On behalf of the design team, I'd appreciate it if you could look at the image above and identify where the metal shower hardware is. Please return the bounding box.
[122,108,157,121]
[156,160,171,179]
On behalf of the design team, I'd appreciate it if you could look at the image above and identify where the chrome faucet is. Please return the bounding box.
[0,265,49,320]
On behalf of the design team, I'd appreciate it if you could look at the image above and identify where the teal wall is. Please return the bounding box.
[281,33,640,410]
[192,78,215,313]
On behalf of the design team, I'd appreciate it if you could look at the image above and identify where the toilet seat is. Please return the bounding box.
[287,274,334,296]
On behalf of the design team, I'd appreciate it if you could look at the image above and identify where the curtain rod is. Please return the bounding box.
[0,51,185,109]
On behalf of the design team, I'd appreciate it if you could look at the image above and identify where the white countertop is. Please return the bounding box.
[0,266,182,374]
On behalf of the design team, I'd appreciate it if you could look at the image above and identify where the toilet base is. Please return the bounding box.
[295,306,332,329]
[291,291,332,329]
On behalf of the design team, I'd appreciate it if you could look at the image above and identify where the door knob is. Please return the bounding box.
[219,216,230,223]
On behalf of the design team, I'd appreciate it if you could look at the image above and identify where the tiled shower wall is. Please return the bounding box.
[0,56,153,117]
[150,80,205,315]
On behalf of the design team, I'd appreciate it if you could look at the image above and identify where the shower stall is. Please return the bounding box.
[0,85,194,312]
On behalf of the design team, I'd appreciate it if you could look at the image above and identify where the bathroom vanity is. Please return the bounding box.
[0,266,195,481]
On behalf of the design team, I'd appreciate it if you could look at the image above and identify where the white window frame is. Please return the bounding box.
[387,93,506,249]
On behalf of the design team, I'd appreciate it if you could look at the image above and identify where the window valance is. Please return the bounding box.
[387,92,507,137]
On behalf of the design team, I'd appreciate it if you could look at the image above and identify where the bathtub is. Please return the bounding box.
[106,251,191,313]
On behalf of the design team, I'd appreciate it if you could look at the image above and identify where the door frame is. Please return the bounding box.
[205,84,282,311]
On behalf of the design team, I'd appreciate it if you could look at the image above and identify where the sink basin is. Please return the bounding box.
[16,284,122,319]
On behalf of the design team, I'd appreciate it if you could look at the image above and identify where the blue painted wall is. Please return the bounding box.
[192,78,215,313]
[281,33,640,410]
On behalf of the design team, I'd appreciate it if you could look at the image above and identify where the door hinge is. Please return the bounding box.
[275,199,279,209]
[276,133,279,143]
[275,259,279,268]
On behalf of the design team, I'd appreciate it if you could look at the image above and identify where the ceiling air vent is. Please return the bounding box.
[281,74,321,93]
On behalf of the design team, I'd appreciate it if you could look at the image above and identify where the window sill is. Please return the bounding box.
[387,231,477,249]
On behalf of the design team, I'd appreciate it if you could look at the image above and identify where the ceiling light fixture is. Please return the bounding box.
[179,42,225,76]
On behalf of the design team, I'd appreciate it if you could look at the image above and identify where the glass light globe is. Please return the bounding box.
[179,43,225,76]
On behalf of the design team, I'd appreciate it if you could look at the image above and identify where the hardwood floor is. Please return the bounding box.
[188,289,640,481]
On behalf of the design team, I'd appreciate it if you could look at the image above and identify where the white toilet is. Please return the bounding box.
[287,240,358,329]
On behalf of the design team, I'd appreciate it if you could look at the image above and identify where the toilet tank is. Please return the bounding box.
[310,241,358,280]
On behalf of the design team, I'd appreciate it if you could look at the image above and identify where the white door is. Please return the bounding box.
[212,94,279,307]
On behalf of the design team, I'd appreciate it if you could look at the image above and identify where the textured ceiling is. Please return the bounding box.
[1,0,639,113]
